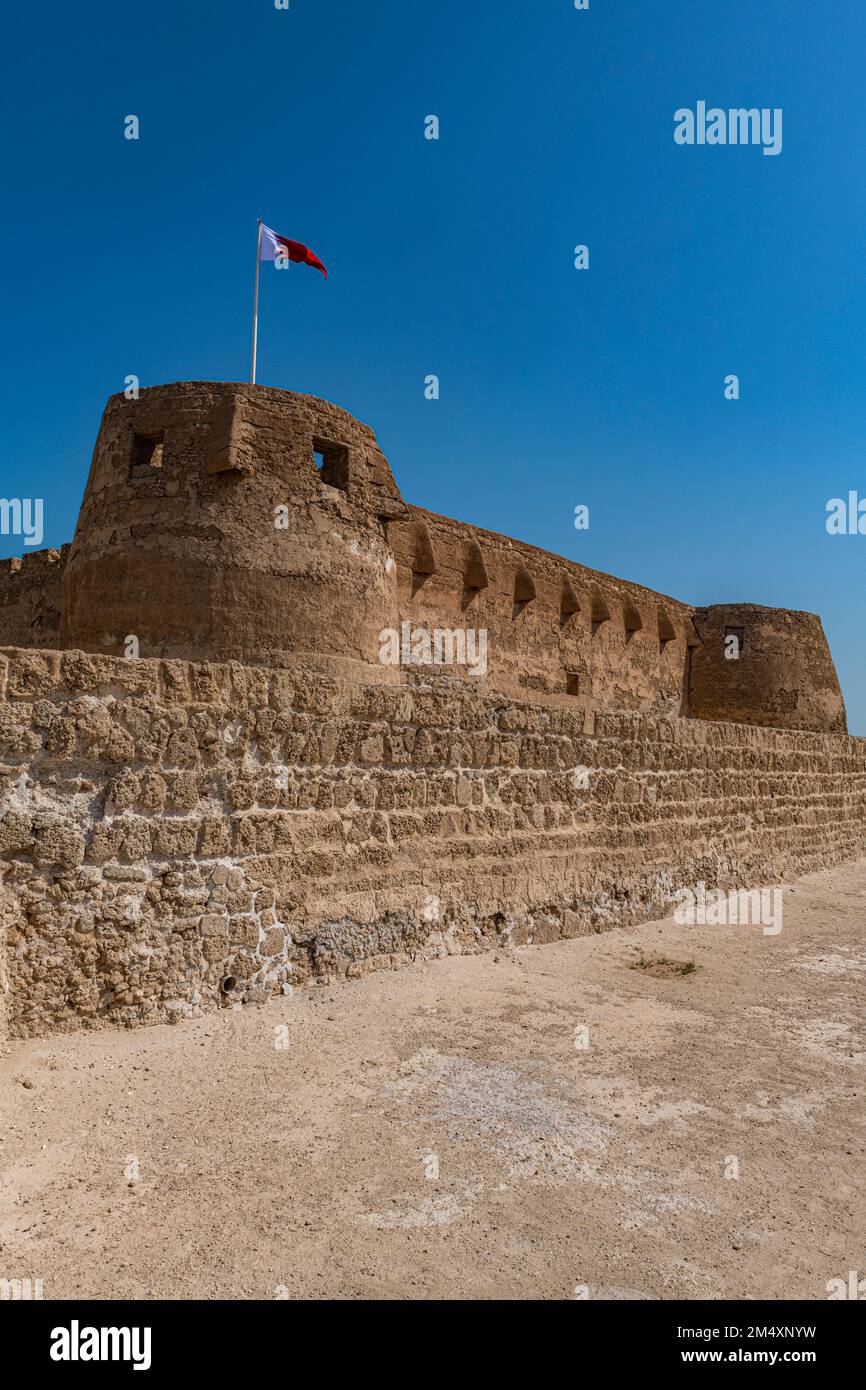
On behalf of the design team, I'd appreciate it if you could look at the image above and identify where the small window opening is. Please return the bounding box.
[565,672,581,696]
[623,605,643,643]
[129,431,164,477]
[725,625,745,656]
[590,593,610,635]
[658,608,677,651]
[313,437,349,490]
[513,567,536,617]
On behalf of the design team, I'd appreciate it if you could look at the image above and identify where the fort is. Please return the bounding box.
[0,380,863,1043]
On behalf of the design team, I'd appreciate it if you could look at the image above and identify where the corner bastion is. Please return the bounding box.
[0,383,861,1042]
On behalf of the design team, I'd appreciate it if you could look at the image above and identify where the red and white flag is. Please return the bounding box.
[251,219,328,384]
[260,222,328,278]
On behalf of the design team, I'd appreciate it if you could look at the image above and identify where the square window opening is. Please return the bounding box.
[313,437,349,491]
[129,431,164,477]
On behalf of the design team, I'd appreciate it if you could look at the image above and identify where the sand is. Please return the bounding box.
[1,860,864,1301]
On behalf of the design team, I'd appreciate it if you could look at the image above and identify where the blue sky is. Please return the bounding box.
[4,1,866,727]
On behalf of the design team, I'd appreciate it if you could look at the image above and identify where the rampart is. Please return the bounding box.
[0,546,68,652]
[0,382,846,730]
[0,384,860,1042]
[1,647,864,1041]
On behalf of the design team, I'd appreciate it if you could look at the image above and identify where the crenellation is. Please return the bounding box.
[0,384,862,1043]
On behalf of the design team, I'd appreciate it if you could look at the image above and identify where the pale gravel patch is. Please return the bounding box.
[0,857,864,1300]
[797,949,866,976]
[357,1182,484,1230]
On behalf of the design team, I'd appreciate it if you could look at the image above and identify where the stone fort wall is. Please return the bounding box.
[1,646,864,1042]
[0,383,859,1042]
[0,546,68,653]
[0,382,848,733]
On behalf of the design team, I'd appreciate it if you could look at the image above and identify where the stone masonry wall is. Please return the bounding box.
[0,547,68,651]
[388,506,695,715]
[688,604,847,733]
[2,645,865,1042]
[0,385,848,734]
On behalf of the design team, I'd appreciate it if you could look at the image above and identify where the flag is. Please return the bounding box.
[260,223,328,278]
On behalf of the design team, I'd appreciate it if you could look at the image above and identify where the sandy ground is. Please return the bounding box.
[1,861,865,1302]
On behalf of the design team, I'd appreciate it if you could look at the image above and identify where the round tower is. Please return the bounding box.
[687,603,847,733]
[61,382,406,673]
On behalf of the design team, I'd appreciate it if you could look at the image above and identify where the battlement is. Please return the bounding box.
[0,382,847,734]
[0,544,68,653]
[0,546,68,576]
[0,384,857,1042]
[0,642,863,1041]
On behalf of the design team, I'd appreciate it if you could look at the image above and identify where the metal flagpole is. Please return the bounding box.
[250,218,263,384]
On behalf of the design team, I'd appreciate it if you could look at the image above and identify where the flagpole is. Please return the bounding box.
[250,218,263,384]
